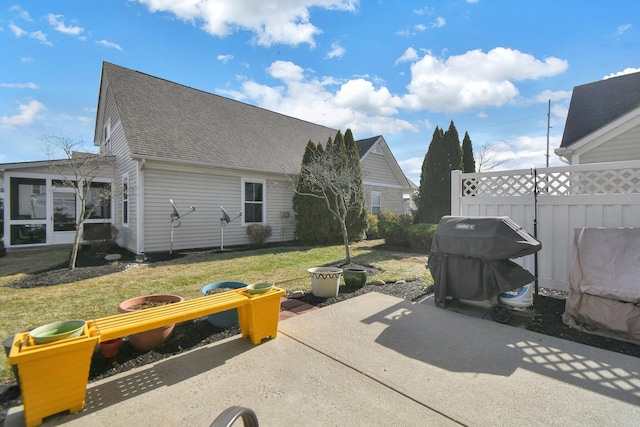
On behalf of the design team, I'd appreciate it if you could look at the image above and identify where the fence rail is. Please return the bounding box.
[451,160,640,291]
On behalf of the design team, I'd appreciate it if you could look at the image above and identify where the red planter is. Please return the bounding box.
[99,338,122,358]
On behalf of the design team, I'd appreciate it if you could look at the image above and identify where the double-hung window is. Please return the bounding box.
[371,191,381,215]
[242,178,265,224]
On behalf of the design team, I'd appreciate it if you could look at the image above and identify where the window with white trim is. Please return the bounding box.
[242,178,265,224]
[103,119,111,154]
[371,191,381,215]
[122,174,129,226]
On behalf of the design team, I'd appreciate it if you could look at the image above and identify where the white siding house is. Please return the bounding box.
[0,62,416,253]
[555,71,640,164]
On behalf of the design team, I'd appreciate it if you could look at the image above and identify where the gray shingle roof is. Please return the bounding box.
[356,135,381,156]
[102,62,339,174]
[560,71,640,148]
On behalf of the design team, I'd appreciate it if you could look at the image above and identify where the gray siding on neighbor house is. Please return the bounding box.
[362,151,401,187]
[579,122,640,164]
[141,163,295,253]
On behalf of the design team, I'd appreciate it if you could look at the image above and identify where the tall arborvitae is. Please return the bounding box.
[461,131,476,173]
[293,140,324,242]
[344,128,368,240]
[415,126,445,224]
[444,120,462,173]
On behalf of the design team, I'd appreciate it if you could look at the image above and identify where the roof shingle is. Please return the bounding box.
[560,71,640,148]
[102,62,339,174]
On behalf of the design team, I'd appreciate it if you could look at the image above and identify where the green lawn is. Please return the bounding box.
[0,240,431,384]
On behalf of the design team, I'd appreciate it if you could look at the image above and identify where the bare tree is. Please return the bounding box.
[45,135,115,270]
[476,141,513,172]
[292,135,364,264]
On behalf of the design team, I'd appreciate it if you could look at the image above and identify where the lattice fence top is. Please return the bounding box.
[461,166,640,197]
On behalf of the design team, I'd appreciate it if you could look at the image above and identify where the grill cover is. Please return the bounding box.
[431,216,540,261]
[428,216,541,303]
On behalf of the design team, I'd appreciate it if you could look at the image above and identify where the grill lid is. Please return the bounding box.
[431,216,541,260]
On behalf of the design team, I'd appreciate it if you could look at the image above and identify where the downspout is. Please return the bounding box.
[137,159,145,255]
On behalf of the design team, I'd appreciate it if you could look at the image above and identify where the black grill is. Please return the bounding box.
[427,216,541,307]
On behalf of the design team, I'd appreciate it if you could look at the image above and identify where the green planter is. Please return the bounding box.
[343,267,367,289]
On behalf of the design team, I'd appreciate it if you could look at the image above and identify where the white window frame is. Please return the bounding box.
[241,178,266,225]
[103,119,111,154]
[371,191,381,215]
[122,173,129,227]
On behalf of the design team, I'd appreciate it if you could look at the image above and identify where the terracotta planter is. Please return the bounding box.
[118,294,184,352]
[99,338,122,358]
[343,267,367,289]
[308,267,343,297]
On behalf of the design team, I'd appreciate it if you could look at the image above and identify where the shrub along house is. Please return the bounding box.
[1,62,414,253]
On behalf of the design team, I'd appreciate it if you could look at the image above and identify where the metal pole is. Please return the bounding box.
[546,99,551,168]
[220,219,224,250]
[533,168,539,296]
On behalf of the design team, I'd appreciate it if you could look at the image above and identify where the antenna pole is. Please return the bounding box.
[546,99,551,167]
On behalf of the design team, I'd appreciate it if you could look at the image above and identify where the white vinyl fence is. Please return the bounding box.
[451,160,640,291]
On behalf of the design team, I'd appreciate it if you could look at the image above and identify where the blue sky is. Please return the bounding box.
[1,0,639,184]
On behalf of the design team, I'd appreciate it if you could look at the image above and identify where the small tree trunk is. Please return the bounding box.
[69,226,81,270]
[340,219,351,264]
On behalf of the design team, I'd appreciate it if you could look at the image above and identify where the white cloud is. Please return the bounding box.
[403,47,569,112]
[334,79,403,116]
[532,89,572,103]
[395,47,419,65]
[267,60,306,82]
[9,23,27,37]
[217,54,234,63]
[432,17,446,28]
[96,40,123,51]
[1,100,46,129]
[136,0,358,47]
[326,42,346,59]
[20,57,33,63]
[47,14,84,36]
[603,67,640,79]
[9,5,32,22]
[224,60,416,136]
[415,24,427,32]
[0,82,39,89]
[413,7,433,15]
[29,30,52,46]
[615,23,631,36]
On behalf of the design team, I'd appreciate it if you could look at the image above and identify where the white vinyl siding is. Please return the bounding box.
[141,165,295,252]
[362,152,400,186]
[101,86,138,252]
[579,122,640,163]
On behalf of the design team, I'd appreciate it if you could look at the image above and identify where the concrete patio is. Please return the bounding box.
[5,292,640,426]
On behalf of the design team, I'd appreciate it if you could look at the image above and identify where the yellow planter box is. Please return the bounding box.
[8,325,99,427]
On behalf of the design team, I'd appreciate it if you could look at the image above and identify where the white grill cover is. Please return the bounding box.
[562,227,640,344]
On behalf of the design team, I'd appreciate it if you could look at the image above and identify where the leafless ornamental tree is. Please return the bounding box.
[292,140,364,264]
[45,136,114,270]
[476,141,513,172]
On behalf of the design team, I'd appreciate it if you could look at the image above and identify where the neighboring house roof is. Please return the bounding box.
[355,136,379,157]
[356,135,417,190]
[560,71,640,149]
[95,62,339,175]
